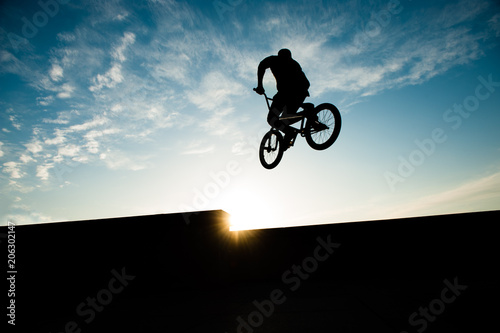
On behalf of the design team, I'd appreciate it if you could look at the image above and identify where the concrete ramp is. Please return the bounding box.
[4,210,498,332]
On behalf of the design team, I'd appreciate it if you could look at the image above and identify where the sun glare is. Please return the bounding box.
[223,190,276,231]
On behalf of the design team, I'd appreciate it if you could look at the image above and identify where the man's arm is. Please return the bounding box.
[255,56,273,94]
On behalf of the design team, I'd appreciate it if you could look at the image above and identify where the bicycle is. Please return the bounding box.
[254,89,341,169]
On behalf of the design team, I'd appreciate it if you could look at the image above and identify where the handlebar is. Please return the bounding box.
[254,88,272,110]
[253,88,271,100]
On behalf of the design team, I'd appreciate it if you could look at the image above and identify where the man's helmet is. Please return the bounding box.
[278,48,292,59]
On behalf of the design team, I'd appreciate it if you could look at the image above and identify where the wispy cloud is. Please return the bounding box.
[67,116,110,132]
[112,32,136,62]
[252,0,497,100]
[3,0,496,188]
[89,64,125,92]
[288,168,500,226]
[49,64,64,82]
[89,32,136,92]
[37,95,55,106]
[187,71,247,137]
[187,71,246,111]
[383,170,500,218]
[8,113,22,131]
[182,143,216,155]
[2,201,53,226]
[100,149,151,171]
[489,13,500,37]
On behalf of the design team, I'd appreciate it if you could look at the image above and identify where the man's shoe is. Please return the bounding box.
[283,131,298,151]
[312,121,328,131]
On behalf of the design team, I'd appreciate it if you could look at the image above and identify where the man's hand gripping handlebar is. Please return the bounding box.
[253,87,265,95]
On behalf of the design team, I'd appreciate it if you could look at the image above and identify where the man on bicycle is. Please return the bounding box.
[254,49,310,148]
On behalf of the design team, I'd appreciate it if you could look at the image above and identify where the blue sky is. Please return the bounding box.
[1,0,499,229]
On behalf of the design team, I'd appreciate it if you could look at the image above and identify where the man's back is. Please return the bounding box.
[259,53,310,93]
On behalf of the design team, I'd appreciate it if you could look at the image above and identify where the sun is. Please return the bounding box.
[229,207,274,231]
[221,190,277,231]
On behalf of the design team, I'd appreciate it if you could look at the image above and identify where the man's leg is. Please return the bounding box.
[267,107,284,130]
[280,92,308,147]
[267,104,296,150]
[267,93,286,130]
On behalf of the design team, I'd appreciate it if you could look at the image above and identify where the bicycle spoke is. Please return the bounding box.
[311,109,335,144]
[305,104,341,151]
[263,133,280,165]
[269,140,279,161]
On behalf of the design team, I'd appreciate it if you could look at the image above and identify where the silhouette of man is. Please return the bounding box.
[255,49,310,148]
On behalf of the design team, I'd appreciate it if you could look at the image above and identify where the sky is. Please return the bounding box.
[1,0,499,230]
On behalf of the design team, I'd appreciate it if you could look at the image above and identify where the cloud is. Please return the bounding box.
[82,128,121,154]
[112,32,136,62]
[200,107,238,136]
[0,142,4,158]
[0,50,33,80]
[148,52,191,84]
[84,128,121,140]
[187,71,245,111]
[3,202,53,226]
[100,149,150,171]
[253,0,496,99]
[43,111,76,125]
[182,146,215,155]
[293,168,500,225]
[85,0,131,27]
[181,141,216,155]
[19,154,35,164]
[2,161,23,179]
[57,83,75,98]
[50,64,64,81]
[385,170,500,218]
[57,144,81,157]
[89,64,124,92]
[36,164,54,180]
[37,96,55,106]
[2,0,498,209]
[88,31,135,92]
[114,13,129,21]
[186,71,247,136]
[44,129,67,146]
[142,106,179,129]
[5,212,53,225]
[24,140,43,154]
[437,0,490,29]
[57,32,76,42]
[9,114,21,131]
[68,116,110,132]
[489,13,500,37]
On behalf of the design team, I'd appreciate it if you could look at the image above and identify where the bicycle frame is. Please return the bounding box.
[259,92,315,136]
[256,89,341,169]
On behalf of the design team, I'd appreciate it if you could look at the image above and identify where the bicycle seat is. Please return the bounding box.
[301,103,314,110]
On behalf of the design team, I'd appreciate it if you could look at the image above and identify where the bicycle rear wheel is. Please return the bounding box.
[259,130,284,169]
[305,103,341,150]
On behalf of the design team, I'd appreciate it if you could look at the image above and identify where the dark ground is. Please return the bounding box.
[4,210,498,332]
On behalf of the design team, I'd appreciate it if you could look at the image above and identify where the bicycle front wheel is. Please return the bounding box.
[305,103,341,150]
[259,130,284,169]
